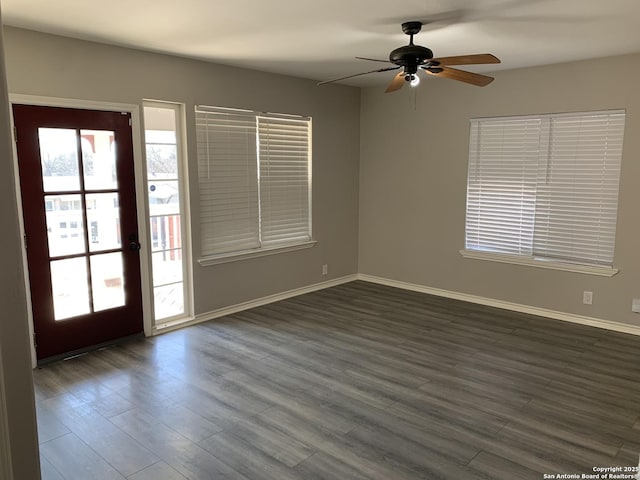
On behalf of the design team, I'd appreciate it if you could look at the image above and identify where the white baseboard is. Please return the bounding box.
[153,274,359,335]
[154,271,640,338]
[358,274,640,337]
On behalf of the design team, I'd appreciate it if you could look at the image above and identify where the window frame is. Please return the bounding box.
[142,100,193,325]
[195,105,315,266]
[461,109,624,277]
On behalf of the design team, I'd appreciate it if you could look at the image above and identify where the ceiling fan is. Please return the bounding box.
[318,21,501,93]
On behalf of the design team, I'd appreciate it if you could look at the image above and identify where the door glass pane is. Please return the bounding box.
[91,253,125,311]
[51,258,90,320]
[86,193,121,252]
[154,283,184,320]
[38,128,80,192]
[45,194,85,257]
[82,130,118,190]
[148,180,180,216]
[152,250,183,286]
[150,215,182,252]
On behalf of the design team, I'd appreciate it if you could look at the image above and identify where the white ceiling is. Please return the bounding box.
[3,0,640,87]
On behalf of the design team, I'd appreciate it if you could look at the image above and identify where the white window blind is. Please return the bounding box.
[196,108,259,255]
[465,110,624,267]
[196,106,311,257]
[258,115,311,246]
[466,117,541,256]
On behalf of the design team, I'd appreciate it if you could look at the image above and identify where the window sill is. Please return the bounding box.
[198,240,317,266]
[459,249,619,277]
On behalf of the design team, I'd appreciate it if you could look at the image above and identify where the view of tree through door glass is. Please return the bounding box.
[39,127,125,320]
[143,103,187,321]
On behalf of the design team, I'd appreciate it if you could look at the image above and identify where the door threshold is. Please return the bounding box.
[36,333,145,367]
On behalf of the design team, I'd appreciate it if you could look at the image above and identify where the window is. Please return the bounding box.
[143,102,191,323]
[195,106,312,260]
[463,110,625,273]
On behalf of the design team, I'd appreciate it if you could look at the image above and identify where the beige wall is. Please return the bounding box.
[3,26,361,316]
[359,53,640,327]
[0,22,41,480]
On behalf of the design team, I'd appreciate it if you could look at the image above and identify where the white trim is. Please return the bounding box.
[459,249,619,277]
[9,94,154,348]
[9,100,37,368]
[198,240,317,266]
[358,274,640,337]
[9,94,139,114]
[129,106,154,337]
[196,104,311,121]
[156,271,640,339]
[471,108,626,122]
[307,117,313,241]
[176,102,195,320]
[153,274,358,335]
[0,344,14,480]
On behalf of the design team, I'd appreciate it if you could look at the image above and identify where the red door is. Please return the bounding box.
[13,104,143,361]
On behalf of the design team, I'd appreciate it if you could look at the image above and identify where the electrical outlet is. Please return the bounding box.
[632,299,640,313]
[583,291,593,305]
[322,264,328,275]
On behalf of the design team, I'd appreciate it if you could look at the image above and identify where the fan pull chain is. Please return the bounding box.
[409,84,418,111]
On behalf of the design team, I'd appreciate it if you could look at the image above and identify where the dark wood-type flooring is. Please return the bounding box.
[34,281,640,479]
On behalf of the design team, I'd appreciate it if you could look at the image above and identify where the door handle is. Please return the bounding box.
[128,233,141,252]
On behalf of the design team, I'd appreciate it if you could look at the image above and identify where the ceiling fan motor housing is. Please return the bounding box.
[389,45,434,74]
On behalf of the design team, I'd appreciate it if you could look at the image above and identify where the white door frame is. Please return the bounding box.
[0,343,13,480]
[9,94,154,365]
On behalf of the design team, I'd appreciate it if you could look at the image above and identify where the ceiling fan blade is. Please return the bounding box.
[430,53,500,66]
[385,72,406,93]
[423,66,494,86]
[356,56,391,63]
[318,66,399,86]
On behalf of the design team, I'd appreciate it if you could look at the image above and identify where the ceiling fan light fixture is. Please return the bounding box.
[408,73,420,87]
